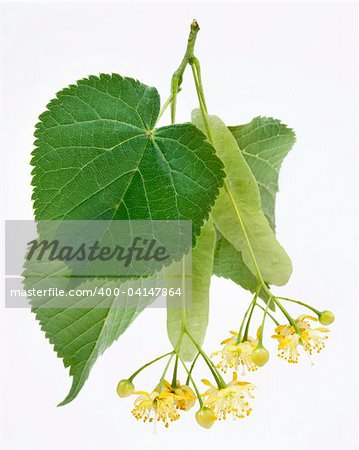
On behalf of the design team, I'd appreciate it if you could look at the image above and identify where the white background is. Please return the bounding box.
[1,2,358,449]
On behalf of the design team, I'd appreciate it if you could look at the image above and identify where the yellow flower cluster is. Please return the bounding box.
[117,307,334,429]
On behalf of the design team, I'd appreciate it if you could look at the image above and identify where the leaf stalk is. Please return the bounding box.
[170,20,200,123]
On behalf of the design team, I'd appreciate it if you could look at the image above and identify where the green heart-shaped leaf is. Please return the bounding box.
[32,74,224,241]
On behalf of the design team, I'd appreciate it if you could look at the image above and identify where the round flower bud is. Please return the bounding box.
[116,379,135,398]
[319,310,335,326]
[251,346,270,367]
[195,407,217,429]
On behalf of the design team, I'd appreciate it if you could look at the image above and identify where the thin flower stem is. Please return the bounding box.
[158,353,175,392]
[243,291,258,341]
[273,297,300,333]
[255,303,279,326]
[178,355,203,407]
[185,352,200,385]
[171,353,179,388]
[277,296,320,315]
[158,329,185,391]
[128,351,174,382]
[184,327,226,389]
[236,288,259,344]
[258,294,272,346]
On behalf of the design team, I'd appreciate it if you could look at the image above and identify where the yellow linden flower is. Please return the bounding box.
[211,331,258,373]
[131,383,180,427]
[272,315,329,363]
[272,324,301,363]
[201,373,255,420]
[296,314,329,355]
[174,384,197,411]
[161,380,197,411]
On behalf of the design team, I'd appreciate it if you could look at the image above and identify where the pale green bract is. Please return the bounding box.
[213,117,295,293]
[166,220,216,361]
[30,74,225,404]
[192,110,292,286]
[213,117,295,292]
